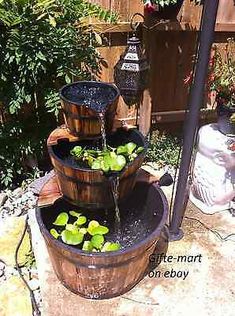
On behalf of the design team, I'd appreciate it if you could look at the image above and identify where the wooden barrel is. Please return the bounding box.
[47,128,147,209]
[36,182,169,299]
[60,81,119,138]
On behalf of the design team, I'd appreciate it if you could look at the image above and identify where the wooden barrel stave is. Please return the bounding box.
[36,183,169,299]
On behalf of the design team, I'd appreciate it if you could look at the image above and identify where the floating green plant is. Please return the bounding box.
[50,212,121,253]
[70,142,144,173]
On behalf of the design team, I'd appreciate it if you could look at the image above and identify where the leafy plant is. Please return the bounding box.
[143,0,202,11]
[0,115,51,189]
[143,0,178,9]
[0,0,117,188]
[185,38,235,110]
[146,130,180,167]
[70,142,144,173]
[50,211,121,252]
[208,38,235,109]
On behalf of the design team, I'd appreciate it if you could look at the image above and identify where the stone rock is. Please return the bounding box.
[0,216,31,266]
[12,208,23,217]
[0,193,8,207]
[0,276,32,316]
[12,187,23,197]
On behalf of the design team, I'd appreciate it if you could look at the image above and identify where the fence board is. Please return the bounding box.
[92,0,235,131]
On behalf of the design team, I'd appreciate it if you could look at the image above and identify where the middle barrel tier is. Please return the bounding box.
[47,127,147,209]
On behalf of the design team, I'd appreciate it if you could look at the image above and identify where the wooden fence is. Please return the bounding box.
[91,0,235,134]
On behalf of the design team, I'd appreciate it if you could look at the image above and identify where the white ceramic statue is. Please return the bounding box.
[190,123,235,214]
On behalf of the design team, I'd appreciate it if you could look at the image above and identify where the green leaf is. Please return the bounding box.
[49,15,56,27]
[36,51,46,61]
[111,155,126,171]
[125,142,137,155]
[135,146,144,154]
[94,32,103,45]
[65,74,71,84]
[53,212,69,226]
[61,230,84,245]
[103,153,126,172]
[50,228,60,239]
[116,145,126,155]
[91,160,101,170]
[70,146,83,158]
[82,240,93,251]
[66,224,78,233]
[69,210,82,218]
[88,220,100,228]
[89,225,109,236]
[91,234,104,250]
[100,159,110,172]
[79,228,87,235]
[25,94,31,103]
[87,220,100,235]
[101,242,121,252]
[75,216,87,226]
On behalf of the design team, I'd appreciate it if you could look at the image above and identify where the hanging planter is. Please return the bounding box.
[143,0,184,19]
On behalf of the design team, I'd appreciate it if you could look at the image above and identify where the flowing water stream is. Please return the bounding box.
[98,112,107,150]
[98,111,121,239]
[110,176,121,237]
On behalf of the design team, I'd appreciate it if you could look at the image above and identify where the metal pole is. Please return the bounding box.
[169,0,219,240]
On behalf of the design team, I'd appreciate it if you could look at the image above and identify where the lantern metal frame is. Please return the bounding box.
[114,13,149,107]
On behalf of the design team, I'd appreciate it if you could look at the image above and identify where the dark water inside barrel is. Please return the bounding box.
[43,182,162,251]
[62,83,117,113]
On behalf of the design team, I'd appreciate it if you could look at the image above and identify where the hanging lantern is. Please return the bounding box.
[114,17,149,106]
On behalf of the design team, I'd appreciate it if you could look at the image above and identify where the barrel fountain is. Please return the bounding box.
[36,81,169,299]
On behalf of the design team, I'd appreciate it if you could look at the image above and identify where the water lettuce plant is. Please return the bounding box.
[50,211,121,252]
[70,142,144,173]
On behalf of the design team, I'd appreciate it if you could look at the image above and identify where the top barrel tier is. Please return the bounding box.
[60,81,119,139]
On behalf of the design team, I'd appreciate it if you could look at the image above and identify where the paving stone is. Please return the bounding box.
[0,216,31,266]
[0,276,32,316]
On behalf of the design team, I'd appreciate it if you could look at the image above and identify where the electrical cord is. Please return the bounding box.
[14,215,41,316]
[184,215,235,243]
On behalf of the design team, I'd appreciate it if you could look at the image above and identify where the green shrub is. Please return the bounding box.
[146,130,181,167]
[0,0,117,189]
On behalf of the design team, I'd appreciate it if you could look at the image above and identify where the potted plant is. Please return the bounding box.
[184,38,235,136]
[208,38,235,136]
[144,0,183,19]
[143,0,202,19]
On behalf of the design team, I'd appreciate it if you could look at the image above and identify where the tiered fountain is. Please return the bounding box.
[36,81,169,299]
